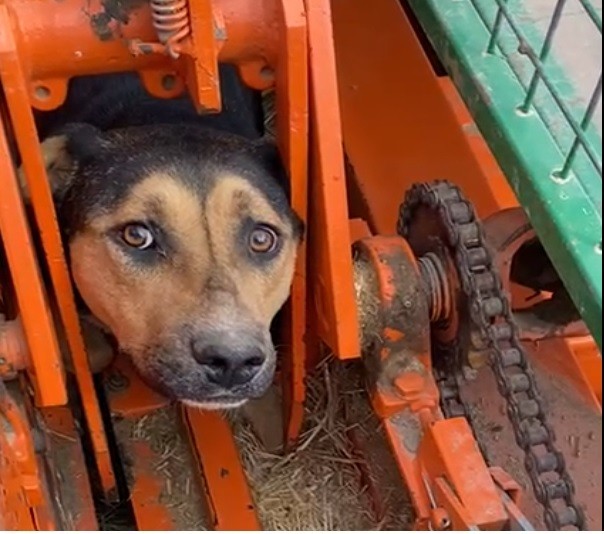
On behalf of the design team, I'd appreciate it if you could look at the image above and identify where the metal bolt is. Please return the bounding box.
[105,371,129,392]
[161,74,177,91]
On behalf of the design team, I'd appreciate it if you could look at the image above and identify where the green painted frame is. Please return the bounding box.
[407,0,603,350]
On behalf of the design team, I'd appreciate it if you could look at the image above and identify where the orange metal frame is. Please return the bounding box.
[353,235,514,530]
[0,0,355,528]
[0,0,599,529]
[330,0,600,409]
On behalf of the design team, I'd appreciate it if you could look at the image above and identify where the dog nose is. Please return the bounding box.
[192,344,265,388]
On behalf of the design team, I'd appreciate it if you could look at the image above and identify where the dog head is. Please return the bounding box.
[31,123,303,408]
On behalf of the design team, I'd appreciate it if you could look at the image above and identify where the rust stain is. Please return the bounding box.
[87,0,147,41]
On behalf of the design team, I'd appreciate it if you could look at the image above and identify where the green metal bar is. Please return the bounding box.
[468,0,602,200]
[407,0,603,350]
[578,0,602,32]
[489,0,602,174]
[520,0,566,113]
[561,75,602,179]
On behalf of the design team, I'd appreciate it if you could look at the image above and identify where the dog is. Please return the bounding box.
[20,65,303,409]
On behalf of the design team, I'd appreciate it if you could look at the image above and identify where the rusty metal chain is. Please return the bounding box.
[397,180,586,531]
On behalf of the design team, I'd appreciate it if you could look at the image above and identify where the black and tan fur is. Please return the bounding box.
[22,66,302,409]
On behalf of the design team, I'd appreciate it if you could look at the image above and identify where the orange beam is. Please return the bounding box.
[274,0,309,447]
[184,408,260,531]
[0,96,66,407]
[40,406,98,530]
[0,7,115,494]
[331,0,517,235]
[128,442,176,531]
[305,0,360,360]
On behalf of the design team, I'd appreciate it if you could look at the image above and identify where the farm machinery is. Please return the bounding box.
[0,0,601,530]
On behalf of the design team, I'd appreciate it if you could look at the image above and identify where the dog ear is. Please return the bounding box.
[18,123,108,203]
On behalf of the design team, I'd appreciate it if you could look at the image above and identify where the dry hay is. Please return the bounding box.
[102,358,413,531]
[234,357,413,531]
[111,406,208,531]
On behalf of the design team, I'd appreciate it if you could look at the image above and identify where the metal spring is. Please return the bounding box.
[150,0,191,58]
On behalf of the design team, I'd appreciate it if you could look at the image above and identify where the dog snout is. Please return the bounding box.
[191,342,266,388]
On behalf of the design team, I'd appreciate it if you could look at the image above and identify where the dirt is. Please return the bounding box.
[112,406,209,531]
[462,363,602,530]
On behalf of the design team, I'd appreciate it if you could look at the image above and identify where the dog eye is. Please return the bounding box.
[121,224,155,250]
[249,225,279,254]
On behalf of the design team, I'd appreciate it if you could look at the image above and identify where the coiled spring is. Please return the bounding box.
[151,0,191,57]
[130,0,191,58]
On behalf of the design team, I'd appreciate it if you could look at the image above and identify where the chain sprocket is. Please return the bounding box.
[398,180,586,531]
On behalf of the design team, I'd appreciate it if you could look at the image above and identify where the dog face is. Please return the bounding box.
[34,123,302,408]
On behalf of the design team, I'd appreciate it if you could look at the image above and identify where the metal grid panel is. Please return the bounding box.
[476,0,601,183]
[407,0,603,349]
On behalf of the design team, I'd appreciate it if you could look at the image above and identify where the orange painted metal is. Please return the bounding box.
[489,467,533,530]
[305,0,360,361]
[103,362,182,531]
[4,0,280,111]
[489,467,523,507]
[331,0,518,236]
[0,381,47,524]
[0,382,38,531]
[40,406,99,530]
[379,390,509,530]
[0,317,28,379]
[420,416,506,530]
[357,236,509,530]
[0,8,116,495]
[0,103,66,407]
[104,359,258,530]
[105,358,170,418]
[1,0,317,521]
[130,0,223,112]
[128,441,176,531]
[332,0,599,438]
[435,77,518,219]
[182,0,221,112]
[273,0,309,448]
[348,218,372,243]
[483,207,602,411]
[184,407,261,530]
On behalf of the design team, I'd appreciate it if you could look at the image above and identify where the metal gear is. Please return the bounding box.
[398,180,586,531]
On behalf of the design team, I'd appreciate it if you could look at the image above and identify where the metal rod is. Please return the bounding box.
[559,74,603,178]
[520,0,567,112]
[491,0,602,176]
[577,0,602,32]
[487,0,507,54]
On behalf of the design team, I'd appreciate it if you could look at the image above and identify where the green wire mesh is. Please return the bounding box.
[408,0,603,348]
[474,0,602,185]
